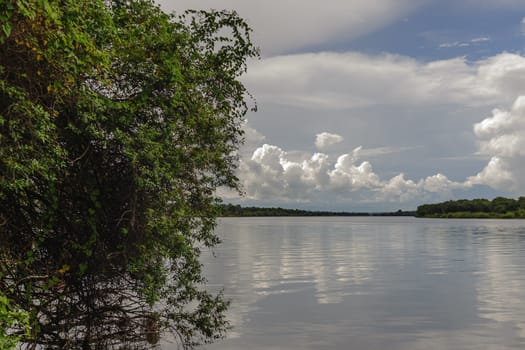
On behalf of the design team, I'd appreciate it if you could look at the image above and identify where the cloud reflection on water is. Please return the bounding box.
[195,217,525,350]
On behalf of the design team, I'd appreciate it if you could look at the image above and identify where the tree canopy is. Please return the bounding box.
[218,204,415,217]
[0,0,258,348]
[416,197,525,218]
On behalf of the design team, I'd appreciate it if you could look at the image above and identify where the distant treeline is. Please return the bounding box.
[416,196,525,218]
[218,204,416,217]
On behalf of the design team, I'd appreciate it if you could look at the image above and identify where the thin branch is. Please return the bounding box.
[69,145,91,164]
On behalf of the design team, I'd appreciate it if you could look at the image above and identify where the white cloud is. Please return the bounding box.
[466,96,525,191]
[439,41,471,48]
[471,37,491,43]
[235,95,525,206]
[244,52,525,111]
[421,174,468,198]
[240,122,266,158]
[328,155,381,191]
[466,157,515,190]
[357,146,415,158]
[157,0,427,55]
[236,139,467,205]
[439,36,491,48]
[315,132,344,150]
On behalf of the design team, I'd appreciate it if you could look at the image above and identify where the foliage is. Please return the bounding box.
[0,0,257,349]
[218,204,416,217]
[0,292,29,350]
[416,197,525,218]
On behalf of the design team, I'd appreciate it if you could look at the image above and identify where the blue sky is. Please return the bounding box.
[159,0,525,211]
[344,1,524,61]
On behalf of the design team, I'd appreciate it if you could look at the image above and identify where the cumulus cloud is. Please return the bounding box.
[328,154,381,191]
[234,96,525,206]
[158,0,427,55]
[466,157,515,190]
[315,132,344,150]
[466,96,525,191]
[240,122,266,157]
[243,52,525,110]
[236,140,466,205]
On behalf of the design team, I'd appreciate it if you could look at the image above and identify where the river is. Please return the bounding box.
[185,217,525,349]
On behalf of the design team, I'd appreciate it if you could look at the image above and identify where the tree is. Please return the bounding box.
[518,196,525,210]
[0,0,258,348]
[0,291,29,350]
[491,197,517,213]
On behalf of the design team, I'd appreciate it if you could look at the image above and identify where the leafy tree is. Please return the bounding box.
[416,197,525,218]
[0,291,29,350]
[491,197,518,213]
[0,0,257,349]
[518,196,525,209]
[469,198,492,213]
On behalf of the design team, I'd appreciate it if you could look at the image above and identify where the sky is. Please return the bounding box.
[158,0,525,211]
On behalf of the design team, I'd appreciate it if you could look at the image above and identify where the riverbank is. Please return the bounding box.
[416,197,525,218]
[218,204,415,217]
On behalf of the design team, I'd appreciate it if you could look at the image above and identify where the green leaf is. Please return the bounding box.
[1,23,11,37]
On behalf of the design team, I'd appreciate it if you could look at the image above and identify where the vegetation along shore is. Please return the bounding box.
[220,197,525,219]
[416,197,525,218]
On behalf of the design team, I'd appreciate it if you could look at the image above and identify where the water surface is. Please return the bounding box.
[192,217,525,350]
